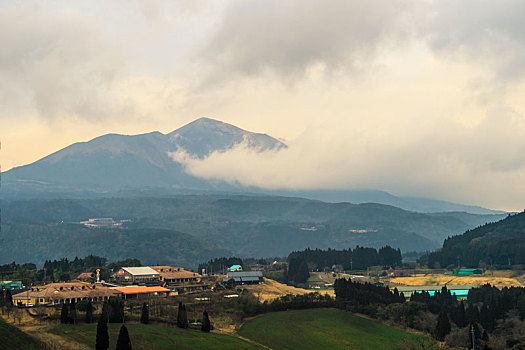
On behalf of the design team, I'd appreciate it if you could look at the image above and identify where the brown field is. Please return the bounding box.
[244,278,334,302]
[389,274,523,288]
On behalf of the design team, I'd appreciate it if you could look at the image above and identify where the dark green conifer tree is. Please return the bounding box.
[115,324,132,350]
[201,310,211,332]
[140,302,149,324]
[70,299,77,324]
[85,301,94,323]
[96,303,109,350]
[177,302,188,328]
[435,308,451,341]
[5,289,13,306]
[182,304,188,328]
[60,303,69,324]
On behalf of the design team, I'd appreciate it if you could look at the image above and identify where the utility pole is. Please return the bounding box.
[471,324,477,350]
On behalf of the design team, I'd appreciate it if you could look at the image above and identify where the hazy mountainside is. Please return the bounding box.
[0,195,506,266]
[0,220,230,268]
[427,211,525,268]
[3,117,285,193]
[2,117,501,215]
[272,189,505,214]
[167,117,286,158]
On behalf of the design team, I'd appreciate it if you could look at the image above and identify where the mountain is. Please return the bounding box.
[3,117,501,215]
[426,211,525,268]
[0,195,507,266]
[270,189,505,215]
[167,117,286,158]
[2,117,285,193]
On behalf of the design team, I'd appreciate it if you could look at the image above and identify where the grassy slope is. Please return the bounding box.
[0,317,40,350]
[238,309,435,350]
[49,323,260,350]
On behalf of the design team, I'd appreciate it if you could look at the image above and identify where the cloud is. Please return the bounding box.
[170,103,525,210]
[420,0,525,82]
[197,0,525,87]
[198,0,414,82]
[0,4,125,121]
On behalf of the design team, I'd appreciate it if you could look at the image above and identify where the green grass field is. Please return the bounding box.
[238,309,436,350]
[49,322,260,350]
[0,317,40,350]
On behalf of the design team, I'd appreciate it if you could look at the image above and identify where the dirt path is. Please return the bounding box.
[234,333,272,350]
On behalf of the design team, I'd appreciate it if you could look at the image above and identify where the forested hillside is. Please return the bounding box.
[0,195,506,266]
[427,211,525,268]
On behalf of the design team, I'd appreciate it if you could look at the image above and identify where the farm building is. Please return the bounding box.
[394,285,477,300]
[112,286,170,299]
[149,266,207,293]
[223,271,263,285]
[228,265,243,272]
[149,266,200,285]
[0,281,22,290]
[12,282,121,306]
[457,269,482,275]
[115,267,160,282]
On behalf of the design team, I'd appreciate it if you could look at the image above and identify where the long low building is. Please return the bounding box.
[12,282,121,306]
[150,266,200,285]
[112,286,171,299]
[223,271,263,285]
[393,285,478,300]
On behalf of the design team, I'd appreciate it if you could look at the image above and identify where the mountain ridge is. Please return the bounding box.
[2,117,503,215]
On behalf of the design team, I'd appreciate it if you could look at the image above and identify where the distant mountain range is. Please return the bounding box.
[0,195,507,267]
[3,117,503,215]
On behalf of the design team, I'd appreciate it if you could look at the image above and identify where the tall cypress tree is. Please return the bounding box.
[115,324,132,350]
[96,303,109,350]
[201,310,211,332]
[140,302,149,324]
[85,301,94,323]
[70,299,77,324]
[60,303,69,324]
[5,289,13,306]
[182,305,188,328]
[177,302,187,328]
[435,308,451,341]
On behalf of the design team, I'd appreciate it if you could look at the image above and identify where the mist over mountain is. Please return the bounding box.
[2,117,501,215]
[3,117,285,192]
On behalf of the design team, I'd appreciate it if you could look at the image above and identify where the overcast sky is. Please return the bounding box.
[2,0,525,211]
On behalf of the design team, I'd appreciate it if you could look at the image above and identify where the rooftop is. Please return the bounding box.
[122,267,159,276]
[112,286,170,295]
[12,282,120,299]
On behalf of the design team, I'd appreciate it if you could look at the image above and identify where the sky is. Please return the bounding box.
[1,0,525,211]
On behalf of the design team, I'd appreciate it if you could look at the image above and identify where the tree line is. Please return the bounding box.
[288,246,402,271]
[198,257,243,274]
[0,255,142,285]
